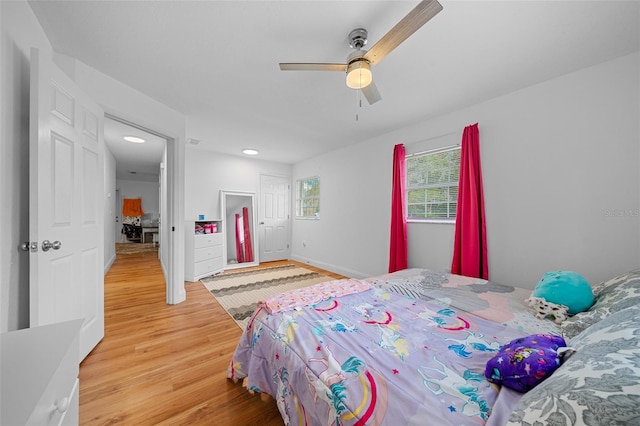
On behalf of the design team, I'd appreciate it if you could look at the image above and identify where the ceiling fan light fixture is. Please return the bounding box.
[346,60,372,89]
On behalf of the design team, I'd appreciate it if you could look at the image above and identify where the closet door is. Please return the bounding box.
[259,174,290,262]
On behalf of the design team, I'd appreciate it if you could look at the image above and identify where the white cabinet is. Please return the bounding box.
[1,319,82,426]
[185,221,224,281]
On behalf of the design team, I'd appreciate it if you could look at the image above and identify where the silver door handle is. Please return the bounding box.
[42,240,62,252]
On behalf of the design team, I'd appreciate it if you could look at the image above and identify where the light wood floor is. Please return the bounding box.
[79,253,346,425]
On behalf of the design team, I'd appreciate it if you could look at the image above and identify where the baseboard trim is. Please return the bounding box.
[104,253,116,274]
[290,255,371,279]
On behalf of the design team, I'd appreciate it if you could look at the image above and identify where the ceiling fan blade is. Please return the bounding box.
[364,0,443,65]
[279,63,347,72]
[361,80,382,105]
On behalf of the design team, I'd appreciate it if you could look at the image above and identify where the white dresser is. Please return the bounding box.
[185,221,224,281]
[1,319,83,426]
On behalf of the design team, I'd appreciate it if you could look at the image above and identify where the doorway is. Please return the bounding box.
[104,114,175,299]
[105,116,165,246]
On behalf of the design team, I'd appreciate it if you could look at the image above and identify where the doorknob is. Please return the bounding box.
[42,240,62,252]
[260,221,265,225]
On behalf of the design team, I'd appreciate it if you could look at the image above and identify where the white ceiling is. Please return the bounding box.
[104,116,166,182]
[29,1,640,166]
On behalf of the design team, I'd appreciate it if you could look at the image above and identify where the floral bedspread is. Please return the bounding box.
[228,282,533,425]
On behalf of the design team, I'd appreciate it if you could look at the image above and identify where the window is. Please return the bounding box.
[296,176,320,219]
[406,147,460,220]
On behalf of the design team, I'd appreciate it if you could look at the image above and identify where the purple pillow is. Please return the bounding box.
[484,334,566,392]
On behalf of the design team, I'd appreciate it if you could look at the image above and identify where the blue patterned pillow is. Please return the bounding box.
[507,304,640,425]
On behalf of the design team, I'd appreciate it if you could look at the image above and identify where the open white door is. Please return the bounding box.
[259,175,291,262]
[29,48,104,361]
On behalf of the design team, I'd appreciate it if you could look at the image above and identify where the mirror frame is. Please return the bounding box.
[220,190,259,270]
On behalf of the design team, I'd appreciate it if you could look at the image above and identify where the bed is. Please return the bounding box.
[227,267,640,425]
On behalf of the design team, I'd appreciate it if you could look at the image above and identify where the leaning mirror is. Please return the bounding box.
[220,190,258,270]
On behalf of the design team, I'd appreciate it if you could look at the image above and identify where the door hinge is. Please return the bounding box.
[21,242,38,252]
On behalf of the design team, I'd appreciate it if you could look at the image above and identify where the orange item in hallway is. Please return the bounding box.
[123,198,144,217]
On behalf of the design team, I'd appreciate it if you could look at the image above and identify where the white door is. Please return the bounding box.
[29,48,104,361]
[259,175,290,262]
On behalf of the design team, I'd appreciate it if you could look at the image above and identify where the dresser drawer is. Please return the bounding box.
[2,320,81,426]
[27,334,78,425]
[194,244,223,262]
[194,257,224,278]
[59,378,79,426]
[194,232,223,249]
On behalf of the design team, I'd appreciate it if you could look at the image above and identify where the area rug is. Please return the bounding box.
[115,243,158,255]
[201,264,334,329]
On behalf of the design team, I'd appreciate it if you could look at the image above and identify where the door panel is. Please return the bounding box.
[30,48,104,361]
[259,175,290,262]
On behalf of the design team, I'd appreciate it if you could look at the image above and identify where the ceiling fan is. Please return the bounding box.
[279,0,443,105]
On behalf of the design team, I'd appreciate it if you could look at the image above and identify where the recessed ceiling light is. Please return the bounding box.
[242,149,259,155]
[124,136,145,143]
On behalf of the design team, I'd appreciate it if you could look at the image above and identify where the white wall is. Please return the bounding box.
[185,148,291,221]
[160,147,169,270]
[292,52,640,289]
[117,179,160,219]
[104,147,116,271]
[0,0,53,332]
[291,140,392,278]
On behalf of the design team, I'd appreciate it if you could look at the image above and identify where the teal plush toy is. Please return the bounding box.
[532,271,594,315]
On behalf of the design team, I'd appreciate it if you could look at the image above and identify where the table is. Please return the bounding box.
[142,226,159,244]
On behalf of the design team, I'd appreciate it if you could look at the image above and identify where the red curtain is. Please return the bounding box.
[389,144,408,273]
[242,207,254,262]
[451,123,488,279]
[235,214,244,263]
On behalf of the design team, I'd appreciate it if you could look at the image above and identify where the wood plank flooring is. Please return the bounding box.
[79,253,346,425]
